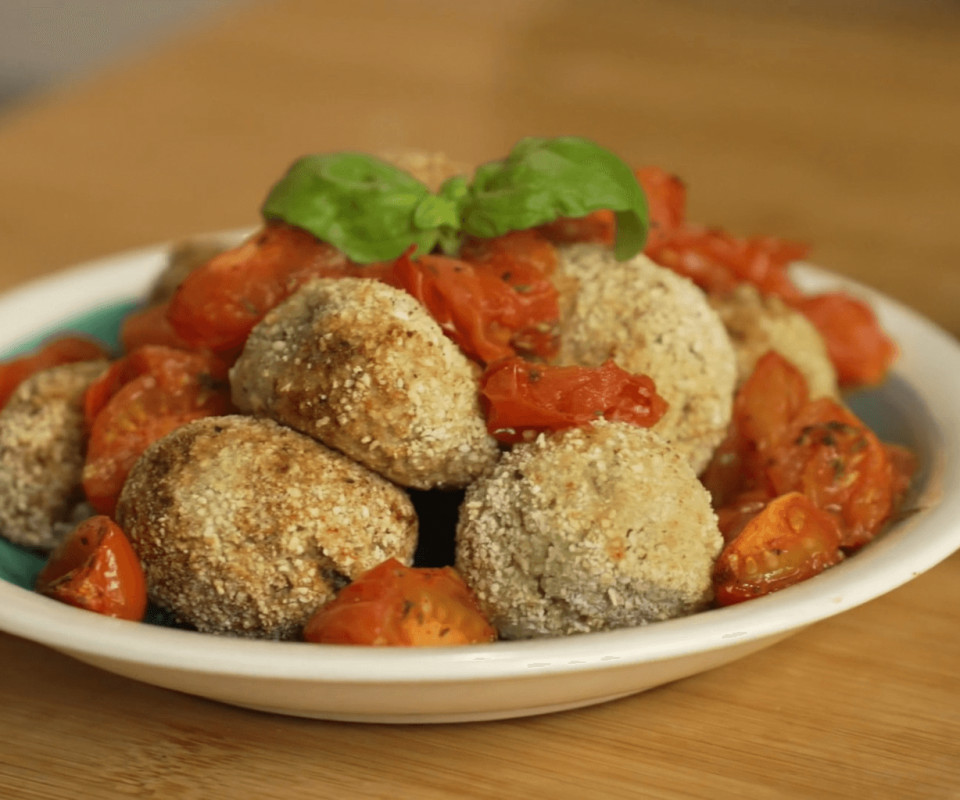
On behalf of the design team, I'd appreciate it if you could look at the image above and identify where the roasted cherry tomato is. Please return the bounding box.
[712,492,844,606]
[635,165,687,252]
[303,558,496,646]
[479,357,668,444]
[82,346,233,516]
[0,335,110,410]
[391,250,560,364]
[789,292,897,388]
[535,209,616,249]
[120,300,201,354]
[167,221,393,352]
[766,397,899,551]
[460,228,559,277]
[35,515,147,621]
[700,351,808,506]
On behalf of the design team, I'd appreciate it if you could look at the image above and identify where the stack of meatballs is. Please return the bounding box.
[0,155,840,642]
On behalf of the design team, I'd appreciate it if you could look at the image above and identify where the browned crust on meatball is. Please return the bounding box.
[230,278,500,490]
[0,360,107,551]
[554,244,737,474]
[455,421,723,639]
[115,415,418,639]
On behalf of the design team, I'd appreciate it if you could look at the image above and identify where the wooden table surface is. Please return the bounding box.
[0,1,958,797]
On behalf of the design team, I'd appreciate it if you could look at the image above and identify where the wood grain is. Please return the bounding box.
[0,1,958,797]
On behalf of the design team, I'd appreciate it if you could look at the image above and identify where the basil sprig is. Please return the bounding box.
[261,138,648,264]
[459,136,648,261]
[261,153,460,263]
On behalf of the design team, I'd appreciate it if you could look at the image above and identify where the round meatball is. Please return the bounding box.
[554,244,737,474]
[709,284,839,399]
[230,277,500,490]
[377,150,471,193]
[455,421,723,639]
[115,415,418,639]
[0,360,107,550]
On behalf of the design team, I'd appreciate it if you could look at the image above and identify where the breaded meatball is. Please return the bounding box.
[709,284,839,399]
[115,415,418,639]
[455,421,723,639]
[554,244,737,474]
[147,237,228,306]
[377,151,471,193]
[230,277,500,490]
[0,360,107,551]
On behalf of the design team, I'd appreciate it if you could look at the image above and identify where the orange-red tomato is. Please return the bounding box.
[303,558,496,646]
[120,301,201,354]
[712,492,844,606]
[479,357,668,444]
[535,209,616,249]
[82,346,233,516]
[789,292,897,388]
[35,515,147,621]
[391,250,560,364]
[635,166,687,252]
[0,336,110,411]
[460,228,559,277]
[766,398,899,551]
[167,221,393,353]
[700,352,808,507]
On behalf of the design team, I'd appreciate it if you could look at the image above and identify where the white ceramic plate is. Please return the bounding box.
[0,234,957,724]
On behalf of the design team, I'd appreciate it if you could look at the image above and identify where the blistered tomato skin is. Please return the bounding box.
[712,492,844,606]
[35,516,147,621]
[303,558,497,646]
[479,357,668,444]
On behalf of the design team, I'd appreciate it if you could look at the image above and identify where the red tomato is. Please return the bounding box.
[789,292,897,388]
[535,210,616,249]
[712,492,844,606]
[480,357,668,444]
[0,336,110,410]
[167,222,392,352]
[635,166,687,252]
[35,515,147,621]
[391,251,560,364]
[82,346,233,516]
[303,558,496,646]
[460,228,559,276]
[120,301,200,354]
[699,352,808,507]
[646,226,808,300]
[766,398,898,551]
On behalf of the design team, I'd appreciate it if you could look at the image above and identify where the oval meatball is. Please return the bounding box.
[0,360,107,550]
[455,420,723,639]
[115,415,418,639]
[230,277,500,490]
[709,284,839,399]
[554,244,737,474]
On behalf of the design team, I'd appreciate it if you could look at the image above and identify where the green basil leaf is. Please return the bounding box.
[460,136,649,260]
[261,153,461,263]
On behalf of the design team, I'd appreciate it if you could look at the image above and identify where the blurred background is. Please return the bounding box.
[0,0,957,330]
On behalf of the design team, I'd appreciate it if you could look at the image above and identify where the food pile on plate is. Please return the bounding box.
[0,137,914,645]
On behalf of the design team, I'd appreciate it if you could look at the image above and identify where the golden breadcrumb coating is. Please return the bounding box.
[0,360,107,551]
[554,244,737,474]
[455,421,723,639]
[709,284,839,399]
[116,415,418,639]
[230,277,500,490]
